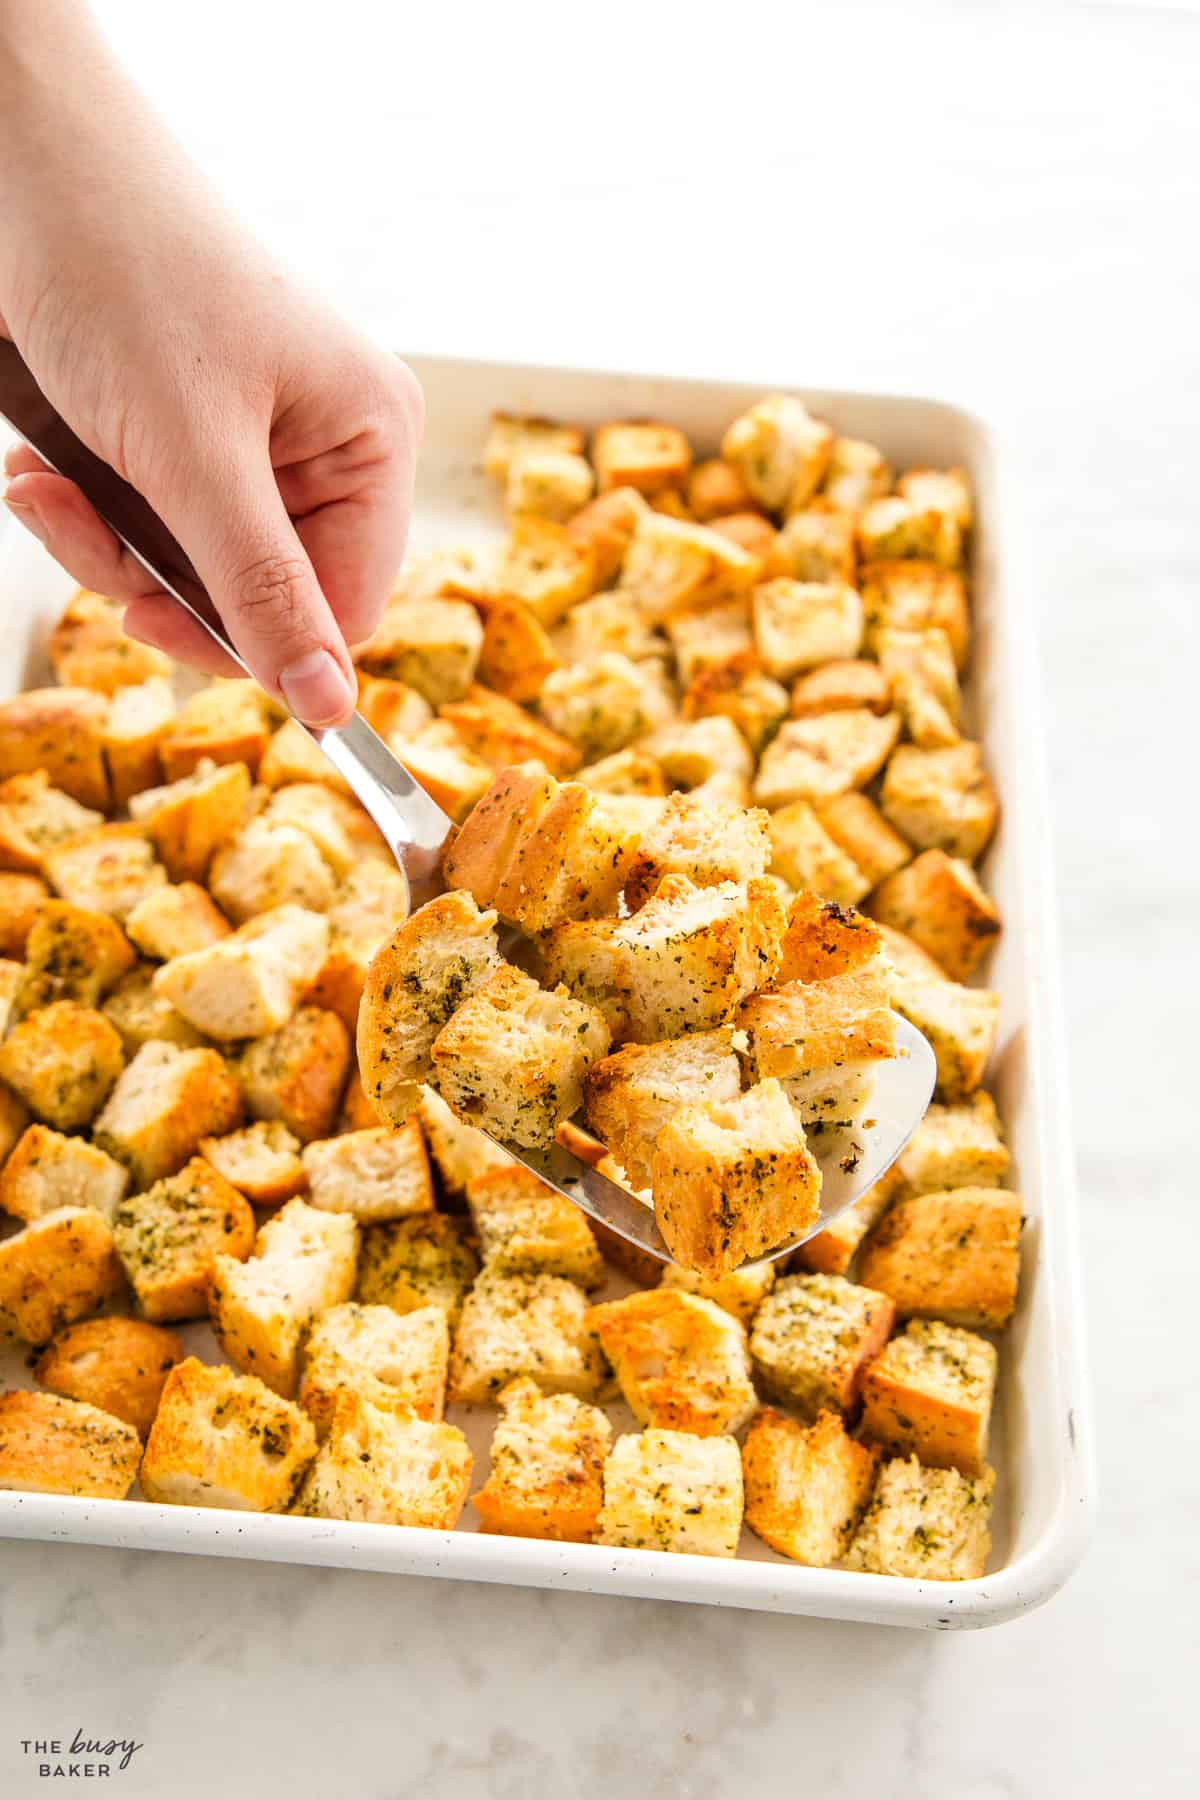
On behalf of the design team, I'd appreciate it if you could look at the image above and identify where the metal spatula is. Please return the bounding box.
[0,337,937,1268]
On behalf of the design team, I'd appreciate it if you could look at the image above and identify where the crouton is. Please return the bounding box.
[821,436,892,512]
[154,903,329,1041]
[539,653,675,762]
[722,394,833,514]
[766,801,871,907]
[15,899,136,1017]
[876,626,961,747]
[739,964,896,1129]
[749,1272,895,1416]
[871,850,1000,982]
[753,578,864,681]
[491,517,597,627]
[592,420,692,497]
[341,1066,394,1133]
[507,448,594,521]
[236,1006,350,1144]
[34,1316,183,1438]
[0,770,104,873]
[298,1300,449,1432]
[128,757,253,883]
[304,860,410,1031]
[794,1166,904,1277]
[845,1454,994,1580]
[387,720,493,823]
[584,1028,741,1191]
[859,1187,1022,1331]
[140,1357,316,1510]
[881,925,1000,1101]
[742,1407,880,1565]
[686,458,758,521]
[0,686,110,808]
[47,588,171,693]
[465,1164,605,1288]
[595,1427,743,1556]
[812,791,911,888]
[0,1207,124,1343]
[293,1388,471,1526]
[769,502,857,584]
[895,1092,1010,1197]
[0,1001,124,1130]
[0,1124,129,1223]
[356,1212,479,1324]
[93,1040,242,1187]
[0,869,48,956]
[100,966,207,1056]
[301,1121,433,1223]
[449,1270,606,1403]
[755,710,901,808]
[588,1288,757,1434]
[880,744,999,866]
[259,784,389,880]
[112,1156,254,1323]
[415,1084,510,1195]
[474,596,561,704]
[356,674,434,743]
[159,681,272,782]
[356,594,483,702]
[257,716,352,792]
[860,561,970,670]
[472,1376,612,1542]
[666,602,754,686]
[439,681,579,776]
[209,1198,358,1394]
[618,511,759,620]
[483,412,585,481]
[102,676,177,806]
[897,466,973,531]
[775,891,883,986]
[680,655,789,755]
[623,792,770,911]
[859,490,964,568]
[43,824,165,922]
[859,1319,997,1476]
[639,715,755,789]
[790,659,891,718]
[576,747,668,797]
[0,1390,141,1498]
[563,486,648,585]
[199,1119,307,1206]
[658,1259,775,1327]
[125,880,230,960]
[208,817,337,922]
[708,512,778,561]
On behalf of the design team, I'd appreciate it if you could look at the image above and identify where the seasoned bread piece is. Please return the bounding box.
[235,1005,351,1144]
[754,710,901,807]
[0,686,110,808]
[356,1213,480,1325]
[492,517,597,627]
[293,1388,472,1527]
[722,394,833,514]
[845,1455,994,1581]
[667,600,753,685]
[880,743,998,863]
[128,757,253,882]
[0,1001,125,1130]
[659,1260,776,1328]
[639,715,754,790]
[686,457,758,521]
[258,716,353,792]
[564,486,648,586]
[506,447,593,521]
[101,966,207,1057]
[789,658,891,718]
[588,1288,757,1435]
[776,891,884,984]
[209,816,337,921]
[752,579,864,679]
[895,1092,1008,1198]
[0,1207,124,1343]
[449,1270,606,1403]
[472,1376,612,1542]
[897,466,973,533]
[539,652,675,762]
[159,682,272,781]
[861,561,970,670]
[878,923,1000,1100]
[739,962,896,1128]
[0,1124,129,1223]
[16,898,136,1014]
[140,1357,316,1510]
[439,682,580,777]
[385,720,493,823]
[431,965,610,1150]
[154,903,329,1040]
[475,595,560,703]
[301,1121,434,1224]
[618,511,759,621]
[859,1319,997,1476]
[113,1157,255,1323]
[871,846,1001,982]
[858,1187,1022,1330]
[35,1316,183,1437]
[0,769,104,873]
[484,411,585,481]
[416,1085,511,1196]
[584,1027,741,1191]
[304,859,410,1031]
[102,676,177,806]
[876,626,962,747]
[259,783,390,879]
[652,1077,823,1275]
[742,1407,880,1566]
[298,1300,449,1432]
[623,793,770,912]
[822,435,893,511]
[793,1166,903,1277]
[94,1040,243,1187]
[707,510,778,561]
[209,1198,359,1395]
[465,1164,605,1289]
[0,869,48,956]
[125,880,230,960]
[859,492,964,569]
[769,502,857,584]
[592,420,692,497]
[767,801,871,907]
[681,655,790,755]
[576,746,668,797]
[48,588,171,692]
[198,1120,307,1207]
[595,1428,743,1557]
[0,1390,140,1498]
[749,1272,895,1417]
[43,824,166,921]
[812,791,911,888]
[555,589,666,669]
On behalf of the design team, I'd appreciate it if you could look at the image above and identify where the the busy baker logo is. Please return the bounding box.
[19,1732,144,1778]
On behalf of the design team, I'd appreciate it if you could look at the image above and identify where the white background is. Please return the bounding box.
[1,2,1198,1794]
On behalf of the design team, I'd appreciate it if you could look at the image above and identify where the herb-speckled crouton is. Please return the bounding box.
[639,715,755,790]
[449,1271,606,1404]
[812,792,911,889]
[859,1187,1022,1331]
[0,1124,129,1222]
[742,1407,880,1566]
[260,783,390,880]
[235,1005,351,1144]
[0,1390,141,1499]
[769,503,857,584]
[722,394,833,514]
[293,1389,472,1527]
[564,486,648,587]
[158,681,272,782]
[128,758,253,883]
[298,1300,450,1432]
[356,1213,479,1325]
[102,676,176,806]
[587,1288,757,1435]
[416,1085,511,1196]
[0,869,48,957]
[754,710,901,807]
[101,966,208,1057]
[357,594,483,701]
[821,435,892,511]
[0,1001,125,1130]
[113,1156,255,1323]
[140,1357,316,1510]
[680,654,789,754]
[789,658,892,718]
[209,1198,359,1395]
[776,891,884,985]
[34,1315,183,1438]
[539,653,675,763]
[209,817,337,922]
[304,859,411,1032]
[258,716,353,793]
[438,682,580,777]
[685,458,758,521]
[0,686,110,809]
[93,1040,243,1187]
[301,1121,433,1223]
[739,961,896,1129]
[861,561,970,670]
[877,924,999,1100]
[859,1319,997,1476]
[618,511,759,621]
[583,1028,741,1192]
[869,849,1000,981]
[125,880,230,960]
[749,1272,895,1418]
[593,420,692,498]
[876,626,962,748]
[198,1120,307,1207]
[47,588,171,693]
[471,1376,612,1542]
[880,743,998,865]
[895,1093,1010,1197]
[623,793,770,912]
[505,449,594,522]
[766,801,871,907]
[595,1428,743,1557]
[667,603,754,687]
[483,412,586,482]
[0,769,103,873]
[858,489,964,569]
[15,899,136,1015]
[0,1206,124,1343]
[465,1165,605,1289]
[576,747,668,798]
[752,579,864,679]
[475,595,561,704]
[492,517,597,627]
[658,1260,776,1329]
[43,824,166,921]
[154,903,329,1040]
[844,1455,994,1581]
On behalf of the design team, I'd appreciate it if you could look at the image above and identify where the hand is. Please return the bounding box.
[0,4,421,726]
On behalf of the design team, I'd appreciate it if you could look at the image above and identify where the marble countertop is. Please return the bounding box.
[2,2,1196,1793]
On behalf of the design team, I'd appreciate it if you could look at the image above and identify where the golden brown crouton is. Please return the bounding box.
[43,824,166,921]
[128,757,253,884]
[766,801,871,907]
[159,681,272,782]
[198,1119,307,1207]
[658,1260,776,1328]
[154,903,330,1041]
[208,816,337,922]
[789,659,892,718]
[472,1375,612,1542]
[563,485,648,585]
[259,783,389,880]
[752,579,864,679]
[749,1272,895,1417]
[588,1288,757,1434]
[0,869,48,956]
[722,394,834,514]
[356,594,484,701]
[896,466,973,532]
[210,1198,359,1395]
[592,420,692,497]
[859,1319,997,1476]
[618,511,760,620]
[555,593,667,673]
[47,588,172,693]
[680,654,790,755]
[0,1124,129,1223]
[257,716,352,792]
[821,436,893,511]
[0,769,104,873]
[293,1388,472,1527]
[845,1455,994,1581]
[415,1085,511,1195]
[812,791,912,888]
[876,626,961,747]
[125,880,230,960]
[301,1121,434,1224]
[449,1270,606,1404]
[776,891,884,985]
[465,1164,605,1289]
[483,412,585,481]
[15,898,136,1016]
[870,849,1000,982]
[386,720,493,823]
[686,457,758,521]
[793,1166,904,1278]
[768,502,857,584]
[859,1187,1022,1331]
[595,1428,744,1556]
[102,676,177,807]
[355,674,435,742]
[879,743,999,865]
[100,966,207,1057]
[35,1316,183,1438]
[298,1300,449,1432]
[356,1212,479,1324]
[439,681,580,776]
[539,653,676,762]
[113,1156,254,1323]
[707,511,778,561]
[858,494,964,569]
[584,1028,741,1191]
[0,1390,141,1498]
[742,1407,880,1565]
[93,1040,243,1187]
[235,1006,351,1144]
[576,747,668,797]
[304,859,410,1031]
[475,596,561,703]
[895,1092,1010,1197]
[860,561,970,670]
[754,710,901,807]
[491,517,597,627]
[0,1001,125,1130]
[0,1207,124,1343]
[506,448,594,521]
[140,1356,316,1510]
[623,792,770,912]
[0,686,110,809]
[639,714,755,789]
[739,962,896,1129]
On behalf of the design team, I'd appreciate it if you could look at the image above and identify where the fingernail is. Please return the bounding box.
[278,646,355,727]
[3,492,47,542]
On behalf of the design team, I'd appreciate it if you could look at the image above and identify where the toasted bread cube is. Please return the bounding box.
[257,716,351,792]
[93,1040,242,1187]
[896,1092,1010,1196]
[658,1260,775,1328]
[506,448,594,521]
[356,594,483,702]
[210,1198,358,1394]
[15,898,136,1018]
[159,682,272,782]
[0,1124,129,1223]
[755,710,901,809]
[710,507,779,558]
[208,817,336,922]
[624,793,770,911]
[639,715,754,790]
[449,1270,605,1403]
[535,917,627,1038]
[48,588,172,693]
[722,394,833,514]
[128,757,253,883]
[0,1001,124,1130]
[112,1156,254,1323]
[592,420,692,497]
[742,1407,880,1565]
[301,1121,433,1224]
[493,518,598,628]
[859,1187,1022,1331]
[305,859,410,1031]
[43,824,166,922]
[652,1078,822,1275]
[767,801,870,907]
[140,1357,316,1510]
[739,962,896,1128]
[474,596,561,703]
[880,744,998,866]
[769,502,857,584]
[125,880,230,960]
[576,747,668,797]
[860,490,963,568]
[554,590,666,670]
[539,653,675,762]
[415,1085,510,1195]
[845,1454,994,1580]
[259,783,389,879]
[589,1287,757,1434]
[666,601,754,684]
[388,721,493,823]
[102,676,177,806]
[154,903,329,1041]
[776,890,884,984]
[293,1388,471,1526]
[0,687,110,808]
[483,412,585,481]
[356,673,435,742]
[870,849,1000,982]
[861,561,970,670]
[897,466,972,530]
[443,765,640,933]
[471,1376,611,1542]
[34,1316,183,1438]
[0,1390,140,1498]
[790,659,891,718]
[584,1028,741,1191]
[793,1166,904,1277]
[339,1066,394,1132]
[595,1427,743,1556]
[563,486,648,585]
[749,1272,895,1416]
[439,682,579,776]
[686,458,758,521]
[236,1006,351,1144]
[821,436,892,511]
[618,511,760,620]
[859,1319,997,1475]
[753,579,864,679]
[0,1207,124,1343]
[813,792,911,887]
[100,966,207,1056]
[298,1300,449,1431]
[465,1165,605,1288]
[357,1212,479,1324]
[0,873,44,962]
[680,654,789,755]
[0,769,105,874]
[880,925,999,1101]
[876,626,961,747]
[198,1120,305,1206]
